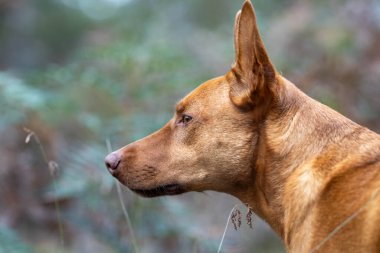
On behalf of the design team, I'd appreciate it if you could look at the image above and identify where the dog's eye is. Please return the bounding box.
[177,114,193,126]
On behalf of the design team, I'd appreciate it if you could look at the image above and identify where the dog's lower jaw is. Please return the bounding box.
[130,183,185,198]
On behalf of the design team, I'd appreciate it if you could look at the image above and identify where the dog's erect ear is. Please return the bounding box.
[230,0,276,110]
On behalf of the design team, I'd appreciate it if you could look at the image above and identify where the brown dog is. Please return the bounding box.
[105,1,380,252]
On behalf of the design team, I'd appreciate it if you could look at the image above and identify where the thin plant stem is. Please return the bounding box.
[23,128,64,247]
[309,186,380,253]
[106,139,139,253]
[217,204,241,253]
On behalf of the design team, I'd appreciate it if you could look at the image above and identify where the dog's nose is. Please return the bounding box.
[105,152,121,172]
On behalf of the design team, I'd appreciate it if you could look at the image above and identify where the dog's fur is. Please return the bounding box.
[105,1,380,252]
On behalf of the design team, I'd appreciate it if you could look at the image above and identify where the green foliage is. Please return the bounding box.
[0,72,47,128]
[0,225,36,253]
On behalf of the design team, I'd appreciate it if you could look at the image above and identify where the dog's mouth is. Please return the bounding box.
[130,183,185,198]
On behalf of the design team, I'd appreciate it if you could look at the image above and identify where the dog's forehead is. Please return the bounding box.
[176,76,227,112]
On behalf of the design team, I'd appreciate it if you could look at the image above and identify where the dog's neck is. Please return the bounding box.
[235,76,358,244]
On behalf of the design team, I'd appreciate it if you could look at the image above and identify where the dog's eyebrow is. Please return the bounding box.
[175,102,186,114]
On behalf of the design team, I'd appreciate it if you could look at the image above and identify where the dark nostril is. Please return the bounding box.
[105,152,121,171]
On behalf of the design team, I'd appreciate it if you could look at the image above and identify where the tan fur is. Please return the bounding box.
[105,1,380,252]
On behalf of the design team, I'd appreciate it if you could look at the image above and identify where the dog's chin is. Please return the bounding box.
[130,183,185,198]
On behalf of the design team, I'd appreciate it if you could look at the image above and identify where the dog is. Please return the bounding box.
[105,1,380,252]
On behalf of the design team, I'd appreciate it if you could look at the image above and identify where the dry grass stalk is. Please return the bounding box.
[23,127,64,247]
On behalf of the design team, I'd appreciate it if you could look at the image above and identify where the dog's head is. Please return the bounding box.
[105,0,277,198]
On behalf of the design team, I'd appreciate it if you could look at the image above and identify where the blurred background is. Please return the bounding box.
[0,0,379,252]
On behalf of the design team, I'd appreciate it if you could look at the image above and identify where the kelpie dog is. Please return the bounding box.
[105,1,380,252]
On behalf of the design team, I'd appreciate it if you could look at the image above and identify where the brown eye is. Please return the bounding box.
[177,114,193,126]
